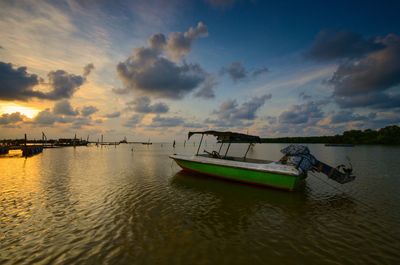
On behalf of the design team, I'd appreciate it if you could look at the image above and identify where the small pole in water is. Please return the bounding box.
[173,140,176,148]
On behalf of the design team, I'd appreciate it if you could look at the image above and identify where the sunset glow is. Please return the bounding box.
[0,103,39,119]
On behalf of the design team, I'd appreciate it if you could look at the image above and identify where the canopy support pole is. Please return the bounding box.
[196,134,204,155]
[224,142,231,158]
[218,142,224,155]
[243,142,252,161]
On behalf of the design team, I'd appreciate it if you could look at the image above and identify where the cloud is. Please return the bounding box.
[279,101,324,125]
[33,109,58,125]
[214,94,271,120]
[40,70,85,100]
[327,34,400,109]
[334,92,400,109]
[319,110,370,125]
[112,87,130,95]
[123,114,144,128]
[0,62,39,101]
[53,99,79,116]
[116,22,209,99]
[117,51,207,99]
[252,67,269,77]
[207,94,271,127]
[80,105,98,116]
[221,62,247,82]
[166,22,208,60]
[127,96,169,113]
[183,122,206,128]
[0,61,87,101]
[299,91,312,100]
[70,116,93,129]
[221,62,268,82]
[104,111,121,118]
[148,115,185,128]
[32,101,96,127]
[83,63,95,77]
[194,75,218,99]
[0,112,25,125]
[306,30,384,61]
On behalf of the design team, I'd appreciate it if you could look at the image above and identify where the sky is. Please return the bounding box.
[1,0,400,142]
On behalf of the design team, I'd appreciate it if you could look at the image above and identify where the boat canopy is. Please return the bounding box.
[188,131,261,143]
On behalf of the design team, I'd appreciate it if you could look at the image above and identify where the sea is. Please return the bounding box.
[1,143,399,264]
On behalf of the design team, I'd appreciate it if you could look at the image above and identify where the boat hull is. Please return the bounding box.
[170,155,304,191]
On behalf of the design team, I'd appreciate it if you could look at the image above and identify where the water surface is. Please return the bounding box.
[1,143,399,264]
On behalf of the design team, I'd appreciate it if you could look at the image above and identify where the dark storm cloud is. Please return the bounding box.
[0,62,88,101]
[0,112,25,125]
[80,105,98,116]
[104,111,121,118]
[0,62,39,100]
[53,100,79,116]
[221,62,269,82]
[328,34,400,109]
[279,101,324,125]
[306,30,384,61]
[127,96,169,113]
[83,63,95,77]
[116,22,210,99]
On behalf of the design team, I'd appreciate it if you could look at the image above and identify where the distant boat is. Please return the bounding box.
[120,136,128,144]
[325,143,354,147]
[170,131,355,191]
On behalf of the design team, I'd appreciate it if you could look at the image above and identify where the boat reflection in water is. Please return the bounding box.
[171,169,357,215]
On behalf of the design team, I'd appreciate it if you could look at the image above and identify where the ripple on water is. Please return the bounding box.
[1,144,400,265]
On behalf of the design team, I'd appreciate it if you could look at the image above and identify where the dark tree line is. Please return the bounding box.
[261,125,400,145]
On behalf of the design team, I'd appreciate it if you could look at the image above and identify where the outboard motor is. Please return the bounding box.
[280,145,355,184]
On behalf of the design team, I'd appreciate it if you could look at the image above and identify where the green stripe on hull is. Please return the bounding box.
[174,158,302,191]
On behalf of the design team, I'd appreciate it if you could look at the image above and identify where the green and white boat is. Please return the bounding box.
[170,131,355,191]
